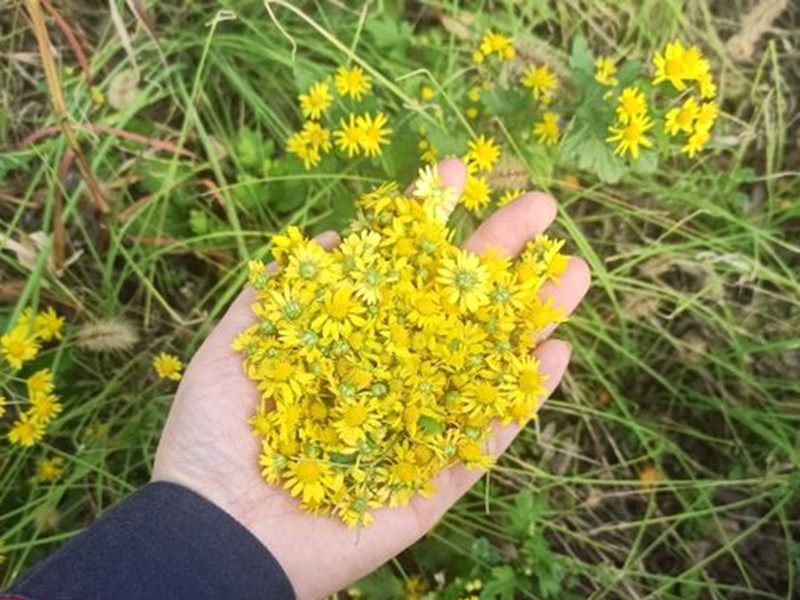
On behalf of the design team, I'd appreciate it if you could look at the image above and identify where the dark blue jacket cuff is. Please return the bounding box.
[6,481,295,600]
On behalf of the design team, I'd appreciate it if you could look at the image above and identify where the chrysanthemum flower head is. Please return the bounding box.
[522,64,557,102]
[335,65,372,101]
[533,111,560,146]
[298,81,333,121]
[153,352,183,381]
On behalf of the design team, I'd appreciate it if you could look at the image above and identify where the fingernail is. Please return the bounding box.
[315,230,340,248]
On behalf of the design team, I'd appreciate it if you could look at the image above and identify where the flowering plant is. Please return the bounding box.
[284,32,719,197]
[232,167,568,527]
[1,307,65,448]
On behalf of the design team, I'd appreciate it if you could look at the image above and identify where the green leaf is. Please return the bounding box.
[506,489,549,538]
[471,536,501,565]
[418,415,444,436]
[564,137,626,183]
[292,61,322,94]
[521,142,554,188]
[481,565,519,600]
[365,16,412,54]
[329,451,358,466]
[351,565,405,600]
[616,59,642,88]
[427,124,467,157]
[631,148,658,174]
[568,35,594,75]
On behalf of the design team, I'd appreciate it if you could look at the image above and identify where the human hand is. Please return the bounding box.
[152,158,591,600]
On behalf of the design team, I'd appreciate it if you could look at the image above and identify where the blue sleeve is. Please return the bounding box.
[4,481,295,600]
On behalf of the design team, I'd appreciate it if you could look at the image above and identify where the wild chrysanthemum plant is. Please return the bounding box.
[232,167,568,527]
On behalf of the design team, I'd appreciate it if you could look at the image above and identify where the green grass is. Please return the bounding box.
[2,1,799,598]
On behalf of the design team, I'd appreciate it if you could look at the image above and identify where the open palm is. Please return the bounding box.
[153,159,591,600]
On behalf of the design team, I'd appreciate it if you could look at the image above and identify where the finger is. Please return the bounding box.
[462,191,557,257]
[406,157,468,198]
[438,158,468,197]
[412,338,572,522]
[535,256,591,342]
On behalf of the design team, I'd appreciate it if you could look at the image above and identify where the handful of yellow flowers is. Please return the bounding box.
[233,168,568,527]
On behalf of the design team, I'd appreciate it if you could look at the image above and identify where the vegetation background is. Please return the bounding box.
[1,1,798,598]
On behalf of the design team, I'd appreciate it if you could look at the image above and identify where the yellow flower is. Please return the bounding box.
[466,107,479,120]
[497,188,524,207]
[35,308,65,342]
[664,96,700,136]
[287,131,321,170]
[505,354,547,405]
[615,86,647,124]
[8,413,45,447]
[0,395,6,418]
[467,86,481,102]
[479,30,515,61]
[1,327,39,370]
[697,72,716,99]
[457,439,492,469]
[639,464,661,486]
[607,114,654,159]
[300,120,332,153]
[653,40,688,91]
[153,352,183,381]
[465,578,484,592]
[594,57,618,86]
[465,135,501,172]
[356,112,391,157]
[472,50,485,65]
[420,85,436,102]
[522,64,557,101]
[533,111,560,146]
[285,459,333,505]
[37,456,65,482]
[419,138,437,164]
[695,101,719,133]
[334,65,371,101]
[333,398,381,446]
[682,127,711,158]
[437,250,491,312]
[414,164,459,221]
[27,368,55,402]
[334,114,365,157]
[461,174,491,213]
[91,86,106,105]
[298,81,333,120]
[313,285,367,340]
[30,393,62,424]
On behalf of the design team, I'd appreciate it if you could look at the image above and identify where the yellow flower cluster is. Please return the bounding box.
[520,62,560,144]
[1,307,63,370]
[605,41,719,160]
[653,40,716,98]
[233,168,568,527]
[607,86,654,159]
[1,308,65,447]
[6,367,62,447]
[287,66,391,169]
[653,41,719,158]
[594,57,618,87]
